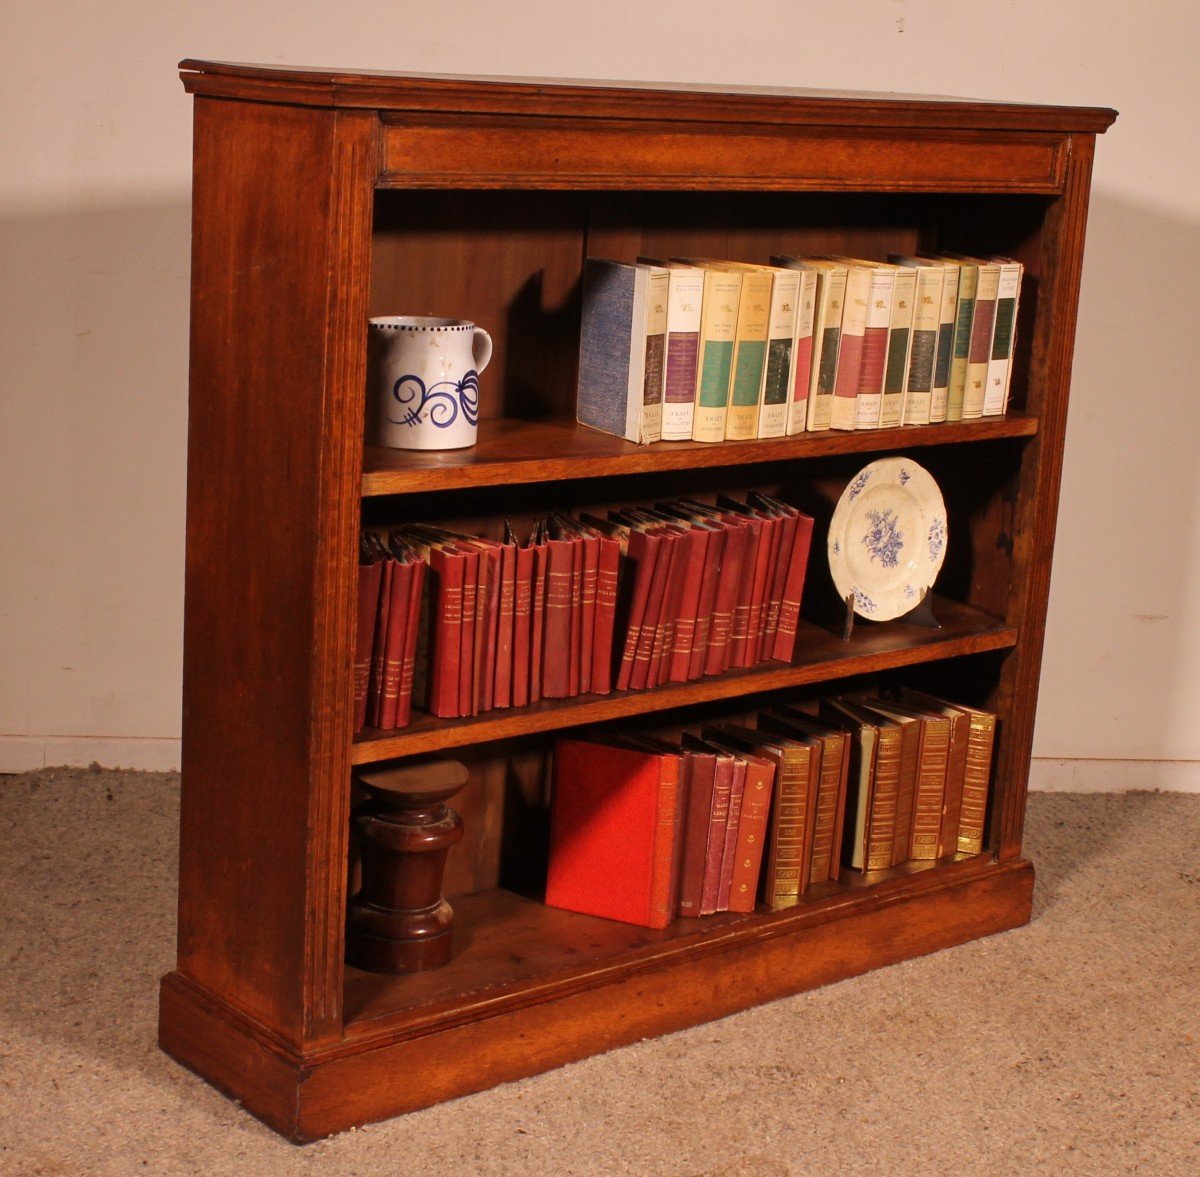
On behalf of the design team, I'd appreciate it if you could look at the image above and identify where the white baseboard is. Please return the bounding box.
[0,735,181,774]
[1029,757,1200,793]
[3,737,1198,793]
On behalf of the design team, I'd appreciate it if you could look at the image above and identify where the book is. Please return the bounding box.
[681,736,737,915]
[855,261,896,428]
[955,701,997,855]
[576,258,669,444]
[377,548,416,730]
[785,268,819,435]
[984,256,1023,415]
[772,256,846,432]
[756,266,802,438]
[546,738,682,929]
[689,264,744,443]
[613,522,663,692]
[961,257,1000,419]
[540,526,575,699]
[511,537,536,708]
[892,256,943,425]
[716,754,748,911]
[894,687,971,857]
[366,546,394,728]
[879,263,917,428]
[674,742,719,918]
[354,539,384,733]
[855,700,920,866]
[944,257,978,421]
[930,259,960,422]
[704,739,776,913]
[819,699,878,872]
[528,523,548,704]
[723,267,774,441]
[823,699,897,871]
[828,261,873,430]
[654,262,706,441]
[492,527,518,711]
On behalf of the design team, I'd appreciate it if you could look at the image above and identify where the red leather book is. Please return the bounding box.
[528,525,548,704]
[377,556,415,730]
[545,738,682,930]
[688,522,726,680]
[724,750,776,913]
[771,508,814,663]
[541,530,574,699]
[455,544,480,717]
[757,508,796,662]
[353,543,383,733]
[492,527,518,710]
[629,523,677,691]
[648,523,692,689]
[717,756,747,911]
[395,556,425,728]
[726,512,762,668]
[681,736,735,916]
[424,543,465,718]
[573,517,624,696]
[565,526,583,697]
[703,514,747,675]
[613,524,659,692]
[473,539,502,714]
[366,553,395,728]
[575,524,600,695]
[667,522,711,683]
[745,508,781,665]
[674,744,718,918]
[510,539,535,708]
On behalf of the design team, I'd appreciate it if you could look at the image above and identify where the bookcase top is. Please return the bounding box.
[179,60,1117,134]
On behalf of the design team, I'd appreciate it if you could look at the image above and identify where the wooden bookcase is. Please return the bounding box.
[160,61,1115,1141]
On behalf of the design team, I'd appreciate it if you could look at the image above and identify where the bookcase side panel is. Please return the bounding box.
[173,97,376,1048]
[989,134,1101,859]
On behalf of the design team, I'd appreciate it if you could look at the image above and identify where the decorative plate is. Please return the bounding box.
[827,457,948,621]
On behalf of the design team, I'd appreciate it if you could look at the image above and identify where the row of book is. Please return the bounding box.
[354,495,815,731]
[544,689,996,930]
[576,252,1023,445]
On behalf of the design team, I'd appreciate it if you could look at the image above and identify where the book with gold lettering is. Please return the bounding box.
[684,263,743,442]
[879,263,917,427]
[785,267,819,435]
[756,266,802,438]
[823,698,899,871]
[959,256,1001,418]
[827,261,873,430]
[984,256,1023,415]
[889,256,943,425]
[894,687,971,857]
[643,261,706,441]
[955,702,997,854]
[943,258,978,421]
[772,256,847,432]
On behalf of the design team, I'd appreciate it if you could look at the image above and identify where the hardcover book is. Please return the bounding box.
[688,265,744,443]
[984,256,1023,416]
[879,263,917,428]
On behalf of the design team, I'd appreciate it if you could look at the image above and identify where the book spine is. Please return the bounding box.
[762,747,811,909]
[577,535,599,695]
[428,551,464,718]
[903,266,944,425]
[688,526,725,680]
[771,512,814,662]
[938,712,969,857]
[854,268,894,428]
[367,558,394,727]
[724,270,773,440]
[615,529,656,692]
[633,530,678,690]
[958,715,996,855]
[829,267,871,430]
[727,517,762,668]
[892,723,919,866]
[759,513,796,661]
[660,268,705,440]
[757,269,800,439]
[648,529,690,689]
[590,536,621,695]
[456,550,478,717]
[910,724,950,860]
[493,543,517,710]
[639,269,669,443]
[379,559,415,729]
[477,547,500,714]
[703,520,744,676]
[744,513,779,665]
[511,545,535,707]
[786,270,818,435]
[806,269,846,431]
[395,560,425,728]
[866,729,900,870]
[529,542,547,704]
[700,757,735,915]
[716,759,747,911]
[946,263,978,421]
[808,735,845,884]
[963,264,999,418]
[668,526,709,683]
[929,263,959,422]
[676,754,717,917]
[576,260,645,443]
[691,271,743,442]
[879,267,916,428]
[983,262,1022,415]
[541,538,574,699]
[727,759,774,913]
[648,753,683,926]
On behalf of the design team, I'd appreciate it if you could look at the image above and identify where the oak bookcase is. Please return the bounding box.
[161,61,1115,1141]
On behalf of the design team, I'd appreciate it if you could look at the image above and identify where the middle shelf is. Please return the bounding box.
[352,596,1016,763]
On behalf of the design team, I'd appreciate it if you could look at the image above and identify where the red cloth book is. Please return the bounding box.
[666,522,711,683]
[541,530,575,699]
[424,543,466,718]
[703,514,747,676]
[614,524,661,692]
[716,756,747,912]
[674,744,717,918]
[546,738,682,930]
[511,538,535,709]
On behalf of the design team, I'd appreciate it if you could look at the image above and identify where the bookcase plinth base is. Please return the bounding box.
[158,856,1034,1142]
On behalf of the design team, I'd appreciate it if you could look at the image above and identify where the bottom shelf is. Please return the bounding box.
[160,854,1033,1142]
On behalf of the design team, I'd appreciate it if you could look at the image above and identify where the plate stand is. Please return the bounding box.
[840,586,941,641]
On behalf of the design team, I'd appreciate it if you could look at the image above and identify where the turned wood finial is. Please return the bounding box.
[346,758,468,974]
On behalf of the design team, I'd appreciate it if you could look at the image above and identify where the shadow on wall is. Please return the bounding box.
[1,189,1199,768]
[1036,190,1200,763]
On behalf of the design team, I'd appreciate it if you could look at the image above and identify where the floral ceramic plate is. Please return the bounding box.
[827,457,948,621]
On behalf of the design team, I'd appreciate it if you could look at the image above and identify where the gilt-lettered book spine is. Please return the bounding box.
[660,266,705,440]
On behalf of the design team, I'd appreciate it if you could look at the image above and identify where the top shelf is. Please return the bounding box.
[361,414,1038,496]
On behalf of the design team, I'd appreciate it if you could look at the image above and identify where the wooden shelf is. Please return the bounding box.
[351,596,1016,764]
[361,414,1039,496]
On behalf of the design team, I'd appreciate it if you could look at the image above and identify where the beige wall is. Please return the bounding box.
[2,2,1198,786]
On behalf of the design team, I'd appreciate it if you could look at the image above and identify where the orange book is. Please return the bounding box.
[546,738,682,930]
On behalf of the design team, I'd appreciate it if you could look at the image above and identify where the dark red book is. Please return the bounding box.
[614,524,661,692]
[757,508,796,662]
[772,509,814,663]
[511,538,535,708]
[703,515,747,676]
[574,517,624,697]
[472,539,502,714]
[667,522,711,683]
[688,523,726,680]
[395,557,425,728]
[528,526,548,704]
[456,544,480,717]
[648,523,692,689]
[674,745,718,918]
[575,524,600,695]
[353,543,383,733]
[425,543,465,718]
[541,530,574,699]
[716,756,747,912]
[545,738,682,930]
[492,528,518,710]
[628,522,677,691]
[726,512,762,669]
[680,737,734,916]
[377,556,415,730]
